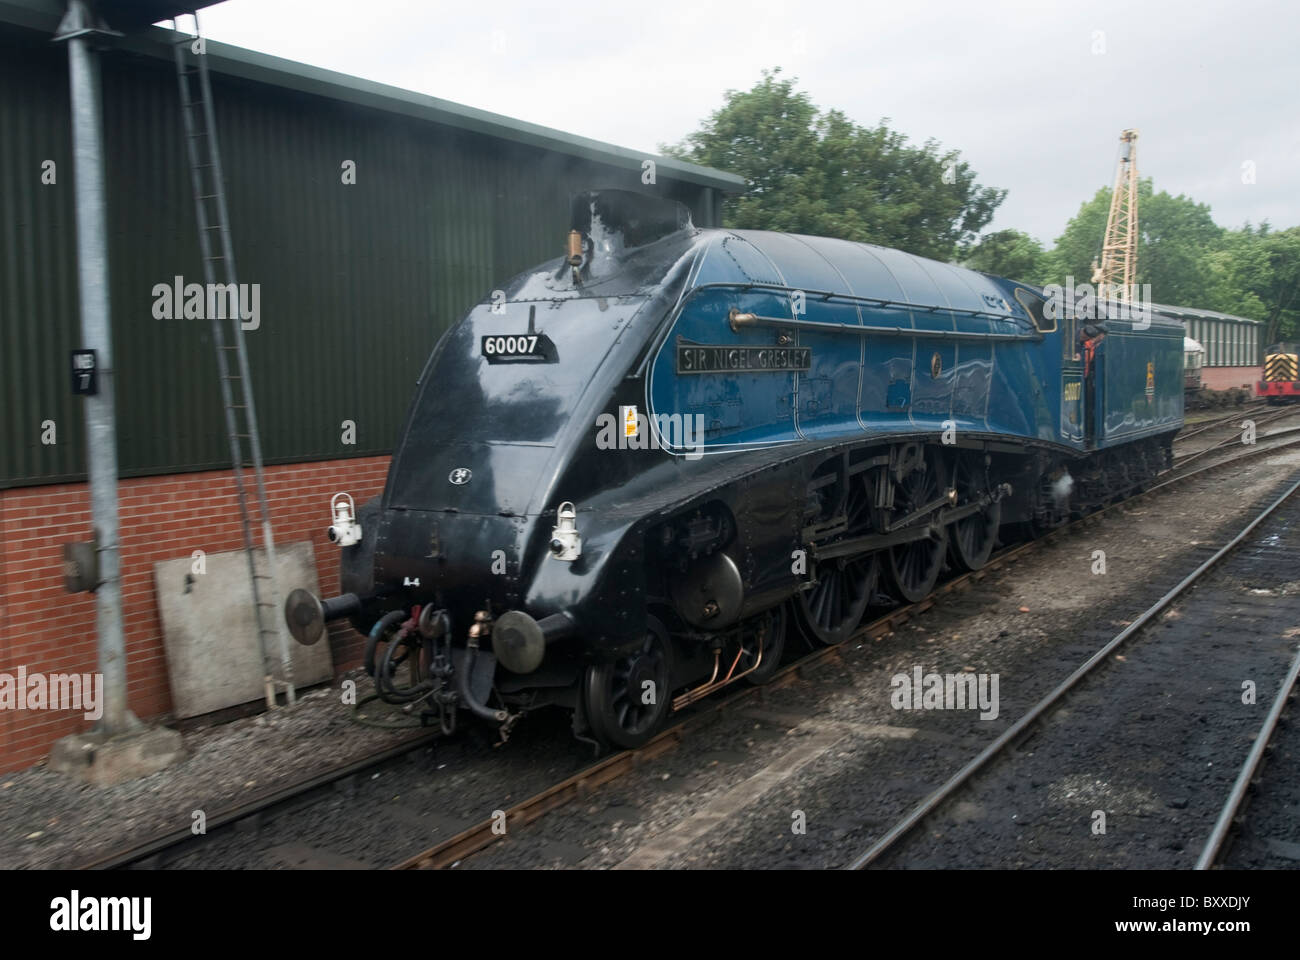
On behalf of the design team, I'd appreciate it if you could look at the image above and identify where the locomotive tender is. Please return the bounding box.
[285,190,1184,748]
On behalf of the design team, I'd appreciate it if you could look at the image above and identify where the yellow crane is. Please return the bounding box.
[1091,129,1140,301]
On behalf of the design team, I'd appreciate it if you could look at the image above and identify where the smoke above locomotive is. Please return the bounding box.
[285,189,1184,749]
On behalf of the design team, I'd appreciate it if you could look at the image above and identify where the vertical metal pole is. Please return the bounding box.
[62,0,128,734]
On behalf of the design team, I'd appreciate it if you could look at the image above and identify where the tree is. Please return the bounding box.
[663,70,1005,262]
[1198,227,1268,321]
[962,229,1046,284]
[1038,188,1110,288]
[1040,179,1224,306]
[1218,225,1300,345]
[1140,186,1223,305]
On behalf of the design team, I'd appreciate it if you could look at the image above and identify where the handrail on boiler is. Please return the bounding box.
[677,281,1044,343]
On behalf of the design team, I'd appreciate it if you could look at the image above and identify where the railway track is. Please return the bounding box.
[1172,407,1299,468]
[1175,402,1268,442]
[82,432,1300,870]
[1196,590,1300,869]
[393,435,1300,871]
[79,728,442,870]
[846,473,1300,870]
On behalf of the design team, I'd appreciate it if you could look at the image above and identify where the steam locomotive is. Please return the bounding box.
[285,190,1184,749]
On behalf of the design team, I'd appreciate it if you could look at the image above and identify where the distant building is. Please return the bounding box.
[1154,303,1263,391]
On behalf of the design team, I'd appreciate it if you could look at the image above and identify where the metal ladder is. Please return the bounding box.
[171,12,295,708]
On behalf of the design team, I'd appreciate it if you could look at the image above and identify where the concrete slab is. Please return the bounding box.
[48,726,186,787]
[154,541,334,718]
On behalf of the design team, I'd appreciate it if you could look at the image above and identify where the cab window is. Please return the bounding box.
[1013,286,1054,333]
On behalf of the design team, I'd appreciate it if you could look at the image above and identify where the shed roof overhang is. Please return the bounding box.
[0,0,746,193]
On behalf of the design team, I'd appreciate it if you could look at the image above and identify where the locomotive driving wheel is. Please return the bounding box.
[883,446,949,603]
[794,472,878,646]
[583,616,673,749]
[948,453,1001,572]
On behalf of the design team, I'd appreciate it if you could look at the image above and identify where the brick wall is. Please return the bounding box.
[1201,366,1260,391]
[0,456,390,773]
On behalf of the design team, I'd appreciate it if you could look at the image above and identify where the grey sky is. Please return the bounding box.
[194,0,1298,246]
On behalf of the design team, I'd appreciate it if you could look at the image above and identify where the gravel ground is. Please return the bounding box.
[1,672,435,868]
[3,428,1298,871]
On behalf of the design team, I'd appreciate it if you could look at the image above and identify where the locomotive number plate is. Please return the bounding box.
[481,333,556,363]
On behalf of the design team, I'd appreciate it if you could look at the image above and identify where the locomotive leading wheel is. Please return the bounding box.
[948,453,1001,572]
[795,473,878,646]
[884,447,949,603]
[584,616,673,749]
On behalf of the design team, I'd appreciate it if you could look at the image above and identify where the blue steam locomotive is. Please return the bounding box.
[285,190,1184,748]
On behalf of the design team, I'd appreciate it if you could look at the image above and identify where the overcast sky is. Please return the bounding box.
[191,0,1297,246]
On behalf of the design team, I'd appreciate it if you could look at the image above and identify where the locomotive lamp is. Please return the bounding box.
[549,501,582,561]
[327,492,363,547]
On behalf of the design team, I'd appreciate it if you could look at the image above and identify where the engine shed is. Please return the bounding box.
[1152,302,1263,392]
[0,0,742,772]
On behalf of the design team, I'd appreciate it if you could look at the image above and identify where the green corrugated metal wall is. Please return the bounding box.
[0,27,716,487]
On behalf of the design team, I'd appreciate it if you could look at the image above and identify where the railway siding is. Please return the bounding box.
[866,480,1300,869]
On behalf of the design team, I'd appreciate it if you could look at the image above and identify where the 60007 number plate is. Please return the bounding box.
[481,333,556,364]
